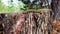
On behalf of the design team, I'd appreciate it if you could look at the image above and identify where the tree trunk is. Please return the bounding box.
[51,0,60,20]
[51,0,60,34]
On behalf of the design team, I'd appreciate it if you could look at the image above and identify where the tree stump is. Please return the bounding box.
[0,9,51,34]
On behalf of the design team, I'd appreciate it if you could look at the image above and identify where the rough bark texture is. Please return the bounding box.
[0,10,51,34]
[51,0,60,20]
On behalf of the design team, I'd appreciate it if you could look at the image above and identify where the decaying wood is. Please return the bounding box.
[0,9,51,34]
[51,20,60,34]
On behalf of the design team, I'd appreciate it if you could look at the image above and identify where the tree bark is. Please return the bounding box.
[51,0,60,20]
